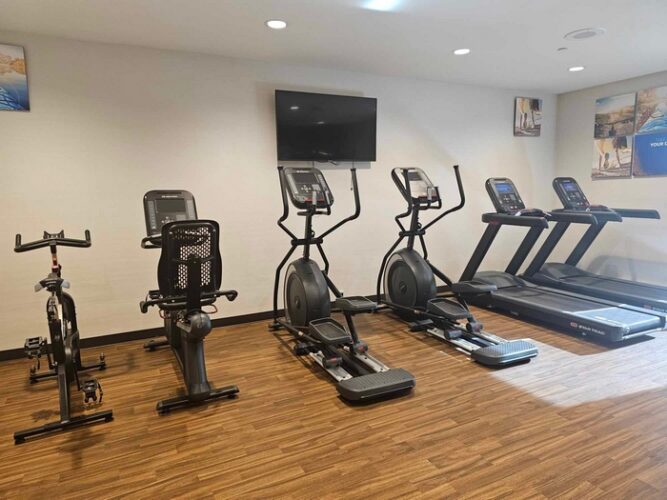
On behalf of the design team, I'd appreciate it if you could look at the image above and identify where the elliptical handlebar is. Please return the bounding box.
[15,230,92,253]
[422,165,465,231]
[320,168,361,239]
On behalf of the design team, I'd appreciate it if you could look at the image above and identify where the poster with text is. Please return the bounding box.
[594,93,635,138]
[633,132,667,177]
[592,135,633,179]
[636,86,667,134]
[0,43,29,111]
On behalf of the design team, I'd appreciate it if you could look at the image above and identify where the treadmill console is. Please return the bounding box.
[143,190,197,236]
[553,177,590,210]
[404,168,440,204]
[283,167,334,209]
[485,178,526,214]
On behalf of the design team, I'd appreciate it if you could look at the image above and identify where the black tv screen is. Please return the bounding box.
[275,90,377,162]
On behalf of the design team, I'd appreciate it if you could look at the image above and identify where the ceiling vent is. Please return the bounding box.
[564,28,606,40]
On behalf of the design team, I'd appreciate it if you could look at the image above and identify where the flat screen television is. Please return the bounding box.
[275,90,377,162]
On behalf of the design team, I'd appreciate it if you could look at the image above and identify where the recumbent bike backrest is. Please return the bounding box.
[157,220,223,310]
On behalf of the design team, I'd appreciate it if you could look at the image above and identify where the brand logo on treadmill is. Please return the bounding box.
[161,195,179,198]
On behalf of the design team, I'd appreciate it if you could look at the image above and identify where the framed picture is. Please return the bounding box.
[594,93,635,139]
[592,136,633,179]
[633,132,667,177]
[514,97,542,137]
[0,43,30,111]
[636,85,667,134]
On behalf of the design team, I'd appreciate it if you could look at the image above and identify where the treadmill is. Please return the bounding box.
[459,177,666,342]
[524,177,667,313]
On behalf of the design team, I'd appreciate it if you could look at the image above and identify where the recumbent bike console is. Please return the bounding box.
[140,190,239,413]
[271,167,415,402]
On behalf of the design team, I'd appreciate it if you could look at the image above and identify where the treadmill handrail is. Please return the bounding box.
[482,212,548,228]
[613,208,661,219]
[547,211,599,225]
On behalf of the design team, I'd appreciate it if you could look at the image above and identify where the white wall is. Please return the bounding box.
[555,71,667,284]
[0,31,556,351]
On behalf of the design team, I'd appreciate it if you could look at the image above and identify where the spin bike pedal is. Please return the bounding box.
[81,379,104,404]
[24,337,46,359]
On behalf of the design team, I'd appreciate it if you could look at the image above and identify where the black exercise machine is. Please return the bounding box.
[523,177,667,312]
[14,230,113,444]
[377,166,537,366]
[461,178,665,342]
[269,166,415,401]
[140,190,239,413]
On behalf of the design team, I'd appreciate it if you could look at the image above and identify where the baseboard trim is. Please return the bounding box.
[0,309,281,362]
[0,287,452,362]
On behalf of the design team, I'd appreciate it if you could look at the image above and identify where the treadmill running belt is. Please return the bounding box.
[564,276,667,302]
[497,287,663,331]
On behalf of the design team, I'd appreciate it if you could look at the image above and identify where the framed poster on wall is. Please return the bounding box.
[0,43,29,111]
[633,132,667,177]
[593,136,633,179]
[514,97,542,137]
[636,86,667,134]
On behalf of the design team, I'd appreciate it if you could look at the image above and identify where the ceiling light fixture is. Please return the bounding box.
[364,0,403,12]
[266,20,287,30]
[569,66,585,72]
[290,105,299,110]
[453,48,471,56]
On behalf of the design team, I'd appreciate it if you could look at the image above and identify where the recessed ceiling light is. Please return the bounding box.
[564,28,606,40]
[290,105,299,110]
[266,20,287,30]
[363,0,403,12]
[317,121,325,125]
[453,48,471,56]
[569,66,585,72]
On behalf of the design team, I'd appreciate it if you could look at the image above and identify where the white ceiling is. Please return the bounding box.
[1,0,666,93]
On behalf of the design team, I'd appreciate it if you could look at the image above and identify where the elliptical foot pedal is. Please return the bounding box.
[427,298,473,321]
[335,296,377,314]
[472,339,538,367]
[336,368,415,402]
[309,318,352,346]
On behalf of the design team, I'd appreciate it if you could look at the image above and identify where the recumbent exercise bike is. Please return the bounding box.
[140,190,239,413]
[14,230,113,444]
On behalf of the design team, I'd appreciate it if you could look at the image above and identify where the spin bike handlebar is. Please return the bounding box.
[15,230,92,253]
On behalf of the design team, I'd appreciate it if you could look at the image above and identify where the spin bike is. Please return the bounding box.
[140,190,239,413]
[270,166,415,401]
[377,166,538,366]
[14,230,113,444]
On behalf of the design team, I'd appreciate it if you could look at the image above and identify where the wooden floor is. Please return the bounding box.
[1,308,667,499]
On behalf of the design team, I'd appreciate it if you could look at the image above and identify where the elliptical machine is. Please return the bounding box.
[14,230,113,444]
[377,166,538,366]
[270,166,415,401]
[140,190,239,413]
